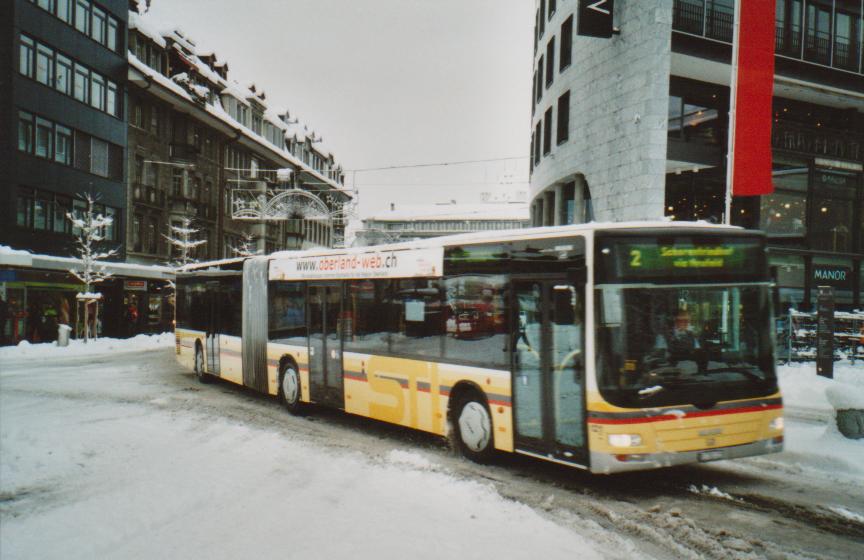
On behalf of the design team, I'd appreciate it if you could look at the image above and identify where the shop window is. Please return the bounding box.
[560,15,573,71]
[809,168,857,252]
[759,155,809,236]
[19,36,34,78]
[443,275,509,368]
[772,255,806,314]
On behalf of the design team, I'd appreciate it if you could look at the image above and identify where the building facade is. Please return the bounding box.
[126,9,350,265]
[3,0,129,258]
[530,0,863,312]
[355,202,530,246]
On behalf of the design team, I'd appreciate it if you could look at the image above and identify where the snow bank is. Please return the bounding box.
[777,362,864,420]
[0,333,173,361]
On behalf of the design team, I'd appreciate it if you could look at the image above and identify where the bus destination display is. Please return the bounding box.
[599,236,766,282]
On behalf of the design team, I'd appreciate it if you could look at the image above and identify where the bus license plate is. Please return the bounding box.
[699,450,724,462]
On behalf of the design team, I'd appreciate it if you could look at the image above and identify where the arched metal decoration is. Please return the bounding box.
[231,188,330,221]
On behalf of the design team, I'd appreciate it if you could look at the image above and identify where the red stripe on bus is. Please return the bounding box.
[587,404,782,425]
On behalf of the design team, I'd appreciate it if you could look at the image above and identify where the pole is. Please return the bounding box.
[724,0,741,225]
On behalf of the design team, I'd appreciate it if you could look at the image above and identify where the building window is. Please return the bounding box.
[34,195,50,231]
[54,196,72,233]
[804,0,833,65]
[36,44,54,86]
[90,73,105,111]
[133,214,143,252]
[55,125,72,164]
[91,138,109,177]
[75,0,91,35]
[833,1,861,71]
[548,0,556,20]
[556,91,570,144]
[17,189,34,228]
[106,81,118,117]
[57,0,73,23]
[539,0,546,36]
[545,38,555,87]
[35,117,54,159]
[73,63,89,102]
[534,121,542,165]
[536,56,544,103]
[560,15,573,71]
[19,36,35,78]
[91,6,106,44]
[56,53,73,95]
[107,17,119,51]
[18,111,34,153]
[543,108,553,155]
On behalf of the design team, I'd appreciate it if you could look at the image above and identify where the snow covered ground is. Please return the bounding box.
[1,335,861,559]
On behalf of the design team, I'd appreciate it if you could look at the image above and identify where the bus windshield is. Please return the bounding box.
[594,284,777,408]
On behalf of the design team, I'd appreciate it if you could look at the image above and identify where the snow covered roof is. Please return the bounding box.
[129,12,167,48]
[366,203,530,222]
[0,246,175,280]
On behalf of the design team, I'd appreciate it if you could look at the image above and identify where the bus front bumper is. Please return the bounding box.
[589,437,784,474]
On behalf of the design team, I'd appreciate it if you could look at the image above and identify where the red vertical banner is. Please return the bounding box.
[731,0,776,196]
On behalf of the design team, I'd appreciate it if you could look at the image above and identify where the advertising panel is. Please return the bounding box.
[269,247,444,281]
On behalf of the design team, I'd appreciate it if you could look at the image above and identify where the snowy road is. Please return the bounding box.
[1,342,862,559]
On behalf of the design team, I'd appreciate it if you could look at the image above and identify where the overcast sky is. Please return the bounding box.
[147,0,535,216]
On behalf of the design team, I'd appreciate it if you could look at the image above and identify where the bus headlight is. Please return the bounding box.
[608,434,643,447]
[769,417,784,431]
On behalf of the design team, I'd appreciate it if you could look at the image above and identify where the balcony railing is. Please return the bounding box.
[673,1,863,75]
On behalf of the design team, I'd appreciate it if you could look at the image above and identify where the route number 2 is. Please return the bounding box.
[630,249,642,267]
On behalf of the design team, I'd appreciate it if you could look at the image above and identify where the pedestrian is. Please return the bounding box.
[0,294,8,345]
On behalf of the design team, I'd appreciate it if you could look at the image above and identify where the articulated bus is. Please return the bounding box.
[175,222,783,474]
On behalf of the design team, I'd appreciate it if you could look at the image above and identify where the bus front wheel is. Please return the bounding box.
[452,393,495,463]
[279,363,304,415]
[194,346,211,384]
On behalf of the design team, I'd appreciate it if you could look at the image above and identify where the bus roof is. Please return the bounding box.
[181,221,750,273]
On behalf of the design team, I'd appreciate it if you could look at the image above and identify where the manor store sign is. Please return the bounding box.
[812,265,852,289]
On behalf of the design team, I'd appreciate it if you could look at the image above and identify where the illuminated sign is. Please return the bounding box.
[597,236,767,283]
[269,247,443,281]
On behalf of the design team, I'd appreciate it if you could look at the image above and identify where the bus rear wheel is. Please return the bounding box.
[194,346,211,384]
[452,393,495,463]
[279,363,304,415]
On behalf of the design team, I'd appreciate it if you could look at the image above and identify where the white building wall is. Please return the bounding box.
[530,0,674,223]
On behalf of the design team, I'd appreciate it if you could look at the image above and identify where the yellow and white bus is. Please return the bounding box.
[175,221,783,473]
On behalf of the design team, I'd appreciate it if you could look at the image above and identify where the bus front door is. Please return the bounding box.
[512,279,586,466]
[308,284,344,407]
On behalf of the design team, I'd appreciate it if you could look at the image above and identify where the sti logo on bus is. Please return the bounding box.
[578,0,614,38]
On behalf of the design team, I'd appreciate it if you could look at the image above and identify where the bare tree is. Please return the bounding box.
[67,193,117,342]
[231,232,261,258]
[164,218,207,268]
